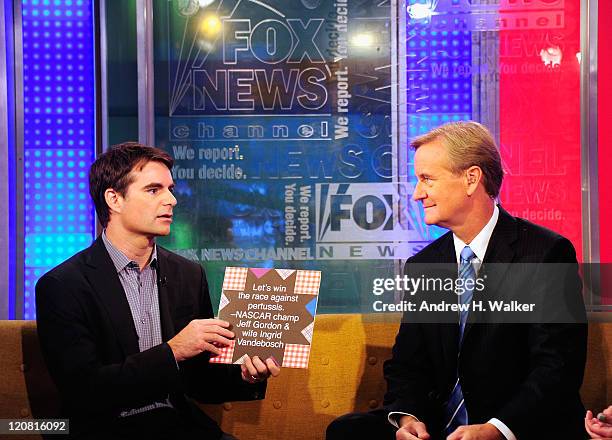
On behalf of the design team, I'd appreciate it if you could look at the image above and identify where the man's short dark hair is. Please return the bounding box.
[89,142,174,227]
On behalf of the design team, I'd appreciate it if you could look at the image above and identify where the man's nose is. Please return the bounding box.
[413,181,425,201]
[166,191,177,206]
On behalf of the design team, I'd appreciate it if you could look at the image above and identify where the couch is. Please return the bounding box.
[1,315,611,440]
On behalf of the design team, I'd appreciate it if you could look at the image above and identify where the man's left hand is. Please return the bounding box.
[240,355,280,383]
[447,423,504,440]
[585,408,612,439]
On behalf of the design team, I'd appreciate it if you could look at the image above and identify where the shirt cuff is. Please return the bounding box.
[387,412,419,429]
[487,418,516,440]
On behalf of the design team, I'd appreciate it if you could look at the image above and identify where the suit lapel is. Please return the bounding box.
[156,247,177,342]
[432,232,457,265]
[431,233,461,366]
[482,207,517,261]
[84,237,140,356]
[479,206,517,292]
[463,206,517,339]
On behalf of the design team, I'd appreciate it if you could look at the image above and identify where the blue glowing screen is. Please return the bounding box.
[21,0,95,319]
[407,0,472,138]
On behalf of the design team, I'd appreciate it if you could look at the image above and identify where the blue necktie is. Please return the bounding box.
[445,246,476,436]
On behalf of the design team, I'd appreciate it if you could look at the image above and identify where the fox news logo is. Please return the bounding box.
[315,183,421,243]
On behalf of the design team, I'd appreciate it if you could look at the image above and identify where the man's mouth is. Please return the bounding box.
[157,214,173,219]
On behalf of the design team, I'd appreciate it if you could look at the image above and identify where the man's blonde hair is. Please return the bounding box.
[411,121,503,198]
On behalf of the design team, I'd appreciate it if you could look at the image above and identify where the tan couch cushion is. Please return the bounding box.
[0,316,610,440]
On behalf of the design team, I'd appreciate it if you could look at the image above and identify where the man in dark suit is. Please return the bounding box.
[36,143,280,439]
[327,121,587,440]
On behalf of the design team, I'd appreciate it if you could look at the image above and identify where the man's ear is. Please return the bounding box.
[104,188,123,217]
[465,166,483,196]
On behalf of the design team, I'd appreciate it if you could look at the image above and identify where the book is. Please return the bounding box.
[210,267,321,369]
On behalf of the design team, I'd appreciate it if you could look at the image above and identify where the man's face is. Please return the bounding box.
[412,139,469,229]
[116,161,177,238]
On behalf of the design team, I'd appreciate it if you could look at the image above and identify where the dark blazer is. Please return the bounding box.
[383,207,587,440]
[36,236,265,438]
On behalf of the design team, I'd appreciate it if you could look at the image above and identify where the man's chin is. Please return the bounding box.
[149,226,172,237]
[423,215,437,225]
[424,217,447,229]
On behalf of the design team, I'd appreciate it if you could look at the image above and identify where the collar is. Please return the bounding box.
[101,230,158,272]
[453,204,499,264]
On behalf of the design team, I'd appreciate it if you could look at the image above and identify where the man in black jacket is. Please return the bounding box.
[36,142,280,439]
[327,121,587,440]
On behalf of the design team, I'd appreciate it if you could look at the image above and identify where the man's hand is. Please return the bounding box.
[396,415,431,439]
[167,319,234,362]
[446,423,504,440]
[585,407,612,439]
[240,355,281,383]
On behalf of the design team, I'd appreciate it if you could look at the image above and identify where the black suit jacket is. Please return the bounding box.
[36,236,265,438]
[383,207,587,440]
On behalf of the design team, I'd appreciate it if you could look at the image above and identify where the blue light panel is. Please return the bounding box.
[21,0,95,319]
[407,0,472,176]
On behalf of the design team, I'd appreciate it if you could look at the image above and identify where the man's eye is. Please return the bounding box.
[148,188,158,194]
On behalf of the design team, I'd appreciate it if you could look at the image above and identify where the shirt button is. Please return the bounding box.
[141,318,146,324]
